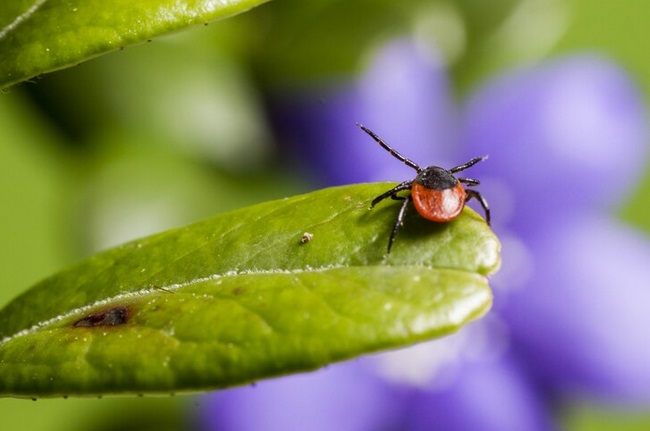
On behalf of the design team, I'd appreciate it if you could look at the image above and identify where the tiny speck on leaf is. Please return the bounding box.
[300,232,313,244]
[232,287,244,296]
[73,306,129,327]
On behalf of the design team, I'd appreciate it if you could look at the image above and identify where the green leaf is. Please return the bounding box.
[0,0,270,89]
[0,183,500,398]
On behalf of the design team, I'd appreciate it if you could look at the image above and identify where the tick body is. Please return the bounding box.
[358,124,490,254]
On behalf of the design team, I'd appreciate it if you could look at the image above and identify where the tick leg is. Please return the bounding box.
[458,177,480,186]
[387,195,411,255]
[466,189,491,225]
[450,155,488,173]
[371,180,412,208]
[356,124,422,172]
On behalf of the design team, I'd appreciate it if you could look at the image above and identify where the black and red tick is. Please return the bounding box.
[358,124,490,254]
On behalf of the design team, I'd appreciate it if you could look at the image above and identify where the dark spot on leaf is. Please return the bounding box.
[232,287,244,296]
[73,306,129,327]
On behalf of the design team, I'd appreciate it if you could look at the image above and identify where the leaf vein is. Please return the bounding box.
[0,0,49,41]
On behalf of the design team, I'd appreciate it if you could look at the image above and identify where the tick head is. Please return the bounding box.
[415,166,458,191]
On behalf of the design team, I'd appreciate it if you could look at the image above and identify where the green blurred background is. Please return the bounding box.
[2,0,650,429]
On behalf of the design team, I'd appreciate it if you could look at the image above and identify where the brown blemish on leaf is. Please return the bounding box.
[232,287,244,296]
[73,306,130,327]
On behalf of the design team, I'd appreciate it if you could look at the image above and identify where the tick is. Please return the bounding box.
[358,124,490,254]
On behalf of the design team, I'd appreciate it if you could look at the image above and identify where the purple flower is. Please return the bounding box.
[198,40,650,430]
[460,55,648,229]
[504,214,650,404]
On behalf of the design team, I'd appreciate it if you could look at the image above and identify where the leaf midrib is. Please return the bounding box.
[0,264,484,346]
[0,0,49,41]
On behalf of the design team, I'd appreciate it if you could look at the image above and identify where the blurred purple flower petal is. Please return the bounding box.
[503,215,650,404]
[356,39,458,168]
[405,354,556,431]
[461,55,648,227]
[199,361,402,431]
